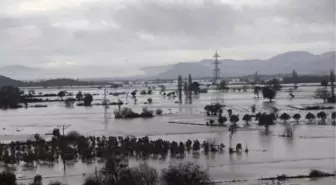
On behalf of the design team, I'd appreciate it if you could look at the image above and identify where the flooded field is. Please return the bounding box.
[0,85,335,185]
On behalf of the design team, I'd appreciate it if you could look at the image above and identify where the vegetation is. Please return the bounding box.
[332,112,336,125]
[162,162,211,185]
[256,113,276,131]
[155,108,163,115]
[305,112,316,124]
[218,116,227,125]
[114,107,153,119]
[317,111,327,125]
[84,94,93,106]
[0,171,16,185]
[0,86,21,109]
[0,133,225,168]
[242,114,252,125]
[280,113,290,123]
[262,86,277,102]
[293,113,301,123]
[218,80,229,91]
[204,103,221,116]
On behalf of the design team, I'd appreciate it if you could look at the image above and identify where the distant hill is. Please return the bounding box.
[0,75,24,87]
[146,51,335,79]
[0,76,101,88]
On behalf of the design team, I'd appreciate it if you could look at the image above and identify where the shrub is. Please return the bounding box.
[161,162,211,185]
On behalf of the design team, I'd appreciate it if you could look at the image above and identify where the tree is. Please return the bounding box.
[315,88,331,103]
[57,91,66,100]
[84,94,93,106]
[332,112,336,125]
[190,82,200,94]
[147,98,153,104]
[76,91,83,101]
[268,78,282,91]
[161,162,211,185]
[293,113,301,123]
[0,171,17,185]
[230,115,239,125]
[218,116,227,125]
[305,112,316,124]
[280,113,290,123]
[0,86,20,109]
[317,111,327,125]
[242,114,252,125]
[262,86,277,102]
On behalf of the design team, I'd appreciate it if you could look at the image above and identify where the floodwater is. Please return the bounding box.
[0,85,335,185]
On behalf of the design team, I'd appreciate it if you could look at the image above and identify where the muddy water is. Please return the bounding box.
[0,86,335,185]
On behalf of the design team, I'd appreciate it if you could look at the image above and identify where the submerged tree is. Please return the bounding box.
[262,86,277,102]
[57,91,66,100]
[84,94,93,106]
[177,75,183,102]
[317,111,327,125]
[280,113,290,123]
[242,114,252,125]
[305,112,316,124]
[293,113,301,123]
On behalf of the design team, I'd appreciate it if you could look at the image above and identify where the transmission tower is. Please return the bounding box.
[211,51,224,105]
[213,51,220,85]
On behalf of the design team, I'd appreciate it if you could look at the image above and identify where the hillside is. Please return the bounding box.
[0,75,24,87]
[0,76,100,87]
[149,51,335,79]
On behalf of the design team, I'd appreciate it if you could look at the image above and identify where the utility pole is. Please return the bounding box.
[57,124,71,136]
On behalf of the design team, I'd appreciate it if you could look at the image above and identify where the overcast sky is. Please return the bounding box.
[0,0,335,76]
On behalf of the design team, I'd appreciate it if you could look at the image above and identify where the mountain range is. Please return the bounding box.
[141,51,335,79]
[0,51,334,80]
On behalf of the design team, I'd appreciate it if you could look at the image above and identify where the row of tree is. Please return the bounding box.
[0,132,228,166]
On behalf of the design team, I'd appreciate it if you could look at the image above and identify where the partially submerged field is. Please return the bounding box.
[0,84,335,185]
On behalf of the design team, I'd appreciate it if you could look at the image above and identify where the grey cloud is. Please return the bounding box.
[0,0,334,74]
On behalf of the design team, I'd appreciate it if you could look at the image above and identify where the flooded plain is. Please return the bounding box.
[0,85,335,185]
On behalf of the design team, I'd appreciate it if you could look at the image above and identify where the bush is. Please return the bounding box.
[155,108,163,115]
[161,162,211,185]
